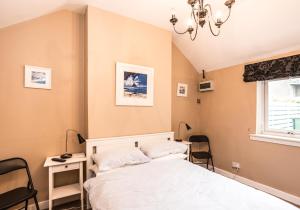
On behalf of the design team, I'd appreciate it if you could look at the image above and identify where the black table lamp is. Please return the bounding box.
[60,129,86,159]
[176,121,192,142]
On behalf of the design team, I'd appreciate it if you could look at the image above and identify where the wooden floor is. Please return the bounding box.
[49,200,90,210]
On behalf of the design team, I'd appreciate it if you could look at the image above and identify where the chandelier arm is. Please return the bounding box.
[221,7,232,24]
[199,0,204,10]
[204,3,232,25]
[173,25,189,35]
[190,27,198,41]
[205,4,220,36]
[208,20,220,36]
[191,7,197,25]
[190,8,199,41]
[204,3,217,24]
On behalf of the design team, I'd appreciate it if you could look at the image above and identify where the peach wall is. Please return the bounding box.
[199,51,300,197]
[1,4,298,206]
[0,11,84,201]
[171,44,201,140]
[86,6,172,138]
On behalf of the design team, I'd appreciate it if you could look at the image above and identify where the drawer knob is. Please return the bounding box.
[65,165,68,168]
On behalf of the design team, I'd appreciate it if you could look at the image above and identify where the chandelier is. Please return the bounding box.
[169,0,235,40]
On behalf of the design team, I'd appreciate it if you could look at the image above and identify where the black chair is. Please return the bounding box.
[0,158,40,210]
[189,135,215,172]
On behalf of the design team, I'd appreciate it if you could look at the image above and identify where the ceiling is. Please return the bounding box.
[1,0,300,72]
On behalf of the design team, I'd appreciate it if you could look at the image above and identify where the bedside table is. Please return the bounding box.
[44,153,87,210]
[182,141,192,161]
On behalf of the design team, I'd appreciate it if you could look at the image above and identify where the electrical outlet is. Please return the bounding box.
[232,162,240,169]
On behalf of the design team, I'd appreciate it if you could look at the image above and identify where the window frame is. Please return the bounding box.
[251,80,300,148]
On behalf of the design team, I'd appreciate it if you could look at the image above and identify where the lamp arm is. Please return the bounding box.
[65,129,78,153]
[177,121,186,139]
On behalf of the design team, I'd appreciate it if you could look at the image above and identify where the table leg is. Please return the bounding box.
[80,162,84,210]
[49,167,53,210]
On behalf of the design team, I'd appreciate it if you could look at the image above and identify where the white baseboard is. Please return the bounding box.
[203,164,300,206]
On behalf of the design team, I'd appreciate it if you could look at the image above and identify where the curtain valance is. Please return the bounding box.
[243,54,300,82]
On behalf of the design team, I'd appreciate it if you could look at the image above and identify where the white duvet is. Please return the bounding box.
[84,159,299,210]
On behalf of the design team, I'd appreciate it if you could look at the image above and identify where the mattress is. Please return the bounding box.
[84,159,298,210]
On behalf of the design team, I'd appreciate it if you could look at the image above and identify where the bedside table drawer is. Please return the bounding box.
[52,162,80,173]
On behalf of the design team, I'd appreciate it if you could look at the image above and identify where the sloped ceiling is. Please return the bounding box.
[1,0,300,72]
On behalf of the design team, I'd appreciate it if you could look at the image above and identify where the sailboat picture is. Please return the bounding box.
[116,62,154,106]
[123,72,147,98]
[31,71,47,84]
[24,65,52,89]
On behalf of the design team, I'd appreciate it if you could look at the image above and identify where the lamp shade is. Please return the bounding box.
[77,134,86,144]
[185,123,192,130]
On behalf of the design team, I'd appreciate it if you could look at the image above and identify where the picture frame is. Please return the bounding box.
[177,83,188,97]
[24,65,52,89]
[116,62,154,106]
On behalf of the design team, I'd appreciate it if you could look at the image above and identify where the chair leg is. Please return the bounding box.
[211,157,215,172]
[25,199,28,210]
[206,158,209,169]
[33,195,40,210]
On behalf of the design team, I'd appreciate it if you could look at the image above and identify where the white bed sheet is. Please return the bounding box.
[84,159,298,210]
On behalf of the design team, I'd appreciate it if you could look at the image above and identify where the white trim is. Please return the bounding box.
[204,45,300,72]
[250,133,300,147]
[193,164,300,206]
[255,80,300,147]
[213,166,300,206]
[256,81,265,133]
[263,79,300,136]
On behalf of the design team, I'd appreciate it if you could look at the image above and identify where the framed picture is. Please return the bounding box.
[24,65,51,89]
[116,62,154,106]
[177,83,188,97]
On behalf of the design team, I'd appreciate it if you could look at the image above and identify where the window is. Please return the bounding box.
[255,78,300,141]
[291,84,300,97]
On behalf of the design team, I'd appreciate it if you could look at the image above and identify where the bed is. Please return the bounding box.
[84,132,299,210]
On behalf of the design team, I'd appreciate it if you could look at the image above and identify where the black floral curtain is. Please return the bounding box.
[243,54,300,82]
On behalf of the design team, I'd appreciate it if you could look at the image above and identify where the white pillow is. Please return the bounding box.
[90,153,188,176]
[92,147,150,172]
[151,153,188,162]
[141,141,188,159]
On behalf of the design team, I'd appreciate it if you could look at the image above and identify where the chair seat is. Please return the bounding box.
[0,187,37,210]
[191,151,212,159]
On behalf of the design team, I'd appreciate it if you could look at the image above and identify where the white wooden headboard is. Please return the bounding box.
[85,132,174,179]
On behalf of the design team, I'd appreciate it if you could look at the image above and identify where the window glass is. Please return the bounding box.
[267,78,300,132]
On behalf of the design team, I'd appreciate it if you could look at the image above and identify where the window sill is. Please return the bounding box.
[250,134,300,147]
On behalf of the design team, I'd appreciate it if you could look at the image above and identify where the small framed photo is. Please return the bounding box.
[24,65,51,89]
[116,62,154,106]
[177,83,188,97]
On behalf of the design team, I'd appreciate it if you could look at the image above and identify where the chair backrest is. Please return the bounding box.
[189,135,209,143]
[0,158,35,190]
[189,135,212,153]
[0,158,28,175]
